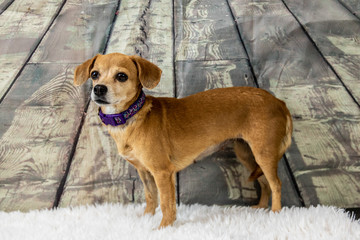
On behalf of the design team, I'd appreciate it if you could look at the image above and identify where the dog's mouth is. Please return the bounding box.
[94,99,110,105]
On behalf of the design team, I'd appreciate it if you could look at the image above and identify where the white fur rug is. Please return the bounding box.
[0,204,359,240]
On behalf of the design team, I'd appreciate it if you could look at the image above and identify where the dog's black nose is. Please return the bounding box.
[94,85,107,97]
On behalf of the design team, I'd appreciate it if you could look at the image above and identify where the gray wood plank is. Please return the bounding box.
[229,0,360,208]
[174,0,247,61]
[0,64,90,211]
[338,0,360,18]
[294,168,360,207]
[284,0,360,104]
[60,0,174,207]
[176,59,256,97]
[30,0,118,64]
[0,0,118,211]
[0,0,64,99]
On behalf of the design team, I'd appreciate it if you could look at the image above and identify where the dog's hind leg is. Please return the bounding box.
[138,169,158,215]
[234,139,271,209]
[250,143,282,212]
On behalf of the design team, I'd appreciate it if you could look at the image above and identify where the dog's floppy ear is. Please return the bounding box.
[130,55,162,89]
[74,54,100,86]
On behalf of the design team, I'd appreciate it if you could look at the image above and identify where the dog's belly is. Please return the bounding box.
[193,139,234,163]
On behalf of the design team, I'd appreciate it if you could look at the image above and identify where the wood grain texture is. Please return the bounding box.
[174,0,247,61]
[294,168,360,207]
[107,0,174,97]
[0,0,64,99]
[176,59,255,97]
[229,0,360,207]
[0,64,90,211]
[287,118,360,170]
[0,0,117,211]
[60,0,174,207]
[283,0,360,103]
[338,0,360,18]
[30,0,118,64]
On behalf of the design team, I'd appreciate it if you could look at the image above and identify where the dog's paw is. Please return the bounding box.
[157,216,176,229]
[271,206,281,213]
[251,204,268,209]
[158,220,173,229]
[143,206,156,216]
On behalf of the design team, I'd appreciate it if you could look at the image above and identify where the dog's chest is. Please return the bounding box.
[118,144,136,161]
[107,126,138,161]
[114,138,136,161]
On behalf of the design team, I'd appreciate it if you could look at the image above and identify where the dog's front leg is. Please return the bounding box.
[152,168,176,228]
[138,169,158,215]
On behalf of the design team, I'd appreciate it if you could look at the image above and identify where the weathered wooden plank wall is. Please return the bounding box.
[283,0,360,103]
[229,0,360,207]
[0,0,64,100]
[0,0,119,211]
[30,0,119,64]
[59,0,174,207]
[0,64,88,211]
[0,0,358,213]
[174,0,252,97]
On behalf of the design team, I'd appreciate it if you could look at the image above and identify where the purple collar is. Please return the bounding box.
[98,91,146,126]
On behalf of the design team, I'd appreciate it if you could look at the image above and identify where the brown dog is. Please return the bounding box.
[74,53,293,228]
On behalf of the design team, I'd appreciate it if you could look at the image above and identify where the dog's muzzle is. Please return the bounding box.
[93,85,110,104]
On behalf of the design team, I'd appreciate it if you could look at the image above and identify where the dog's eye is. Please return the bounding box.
[91,71,100,80]
[115,73,128,82]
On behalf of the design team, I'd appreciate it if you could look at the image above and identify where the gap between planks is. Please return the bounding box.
[102,0,122,57]
[0,0,14,15]
[337,0,360,21]
[52,99,91,208]
[225,0,259,88]
[224,0,304,205]
[0,0,68,105]
[280,0,360,108]
[172,0,180,205]
[52,0,122,208]
[227,0,360,207]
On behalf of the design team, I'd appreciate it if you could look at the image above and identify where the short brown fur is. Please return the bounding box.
[74,53,293,228]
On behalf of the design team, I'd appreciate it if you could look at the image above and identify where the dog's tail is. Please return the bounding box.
[279,113,293,156]
[248,166,263,182]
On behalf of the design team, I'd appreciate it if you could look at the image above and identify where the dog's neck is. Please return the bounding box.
[101,90,142,115]
[98,90,145,127]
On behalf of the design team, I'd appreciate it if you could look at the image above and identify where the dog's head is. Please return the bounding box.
[74,53,162,106]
